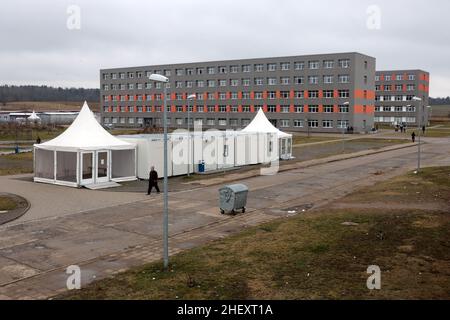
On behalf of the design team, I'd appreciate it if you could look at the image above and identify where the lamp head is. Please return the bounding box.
[149,74,169,83]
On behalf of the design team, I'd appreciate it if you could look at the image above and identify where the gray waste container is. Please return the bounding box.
[219,183,248,214]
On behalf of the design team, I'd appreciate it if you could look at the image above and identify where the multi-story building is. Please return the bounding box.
[375,70,430,127]
[100,52,376,133]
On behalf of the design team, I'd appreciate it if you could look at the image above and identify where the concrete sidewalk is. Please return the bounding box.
[0,137,448,299]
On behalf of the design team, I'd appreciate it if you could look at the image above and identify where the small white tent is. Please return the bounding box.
[27,110,40,122]
[242,108,293,160]
[34,102,136,187]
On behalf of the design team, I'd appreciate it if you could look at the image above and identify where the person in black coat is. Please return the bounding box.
[147,166,160,195]
[411,131,416,143]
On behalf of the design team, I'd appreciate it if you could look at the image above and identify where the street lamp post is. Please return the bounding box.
[187,94,196,176]
[341,102,350,152]
[149,73,170,269]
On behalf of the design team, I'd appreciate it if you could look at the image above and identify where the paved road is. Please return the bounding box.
[0,137,449,299]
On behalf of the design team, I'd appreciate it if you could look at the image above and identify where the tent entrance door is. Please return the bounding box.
[81,152,94,185]
[96,151,109,183]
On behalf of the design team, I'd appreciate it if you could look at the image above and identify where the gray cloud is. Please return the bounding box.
[0,0,449,96]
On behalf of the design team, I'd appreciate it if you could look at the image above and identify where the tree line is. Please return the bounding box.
[0,85,99,105]
[430,97,450,105]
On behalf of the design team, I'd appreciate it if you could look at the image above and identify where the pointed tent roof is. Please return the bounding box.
[36,102,135,151]
[28,110,40,120]
[242,108,292,138]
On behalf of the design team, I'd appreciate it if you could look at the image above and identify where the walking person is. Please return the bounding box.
[411,131,416,143]
[422,125,426,135]
[147,166,160,195]
[36,136,41,144]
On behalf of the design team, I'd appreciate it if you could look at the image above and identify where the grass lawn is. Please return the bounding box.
[0,196,17,211]
[292,136,340,145]
[0,152,33,176]
[62,166,450,300]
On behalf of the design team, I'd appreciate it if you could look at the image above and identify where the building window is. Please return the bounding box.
[294,61,305,70]
[242,106,251,112]
[385,75,391,81]
[308,76,318,84]
[219,79,227,87]
[408,74,415,80]
[207,67,215,75]
[231,106,239,112]
[219,106,227,113]
[267,63,276,71]
[219,93,227,100]
[280,91,290,99]
[338,59,350,68]
[197,80,204,88]
[295,91,304,99]
[206,118,215,126]
[186,81,193,88]
[268,78,277,85]
[323,105,334,113]
[281,62,290,70]
[231,92,238,100]
[268,91,276,99]
[339,105,349,113]
[230,65,239,73]
[323,90,334,98]
[208,93,215,100]
[294,105,304,113]
[197,68,204,75]
[229,119,238,126]
[308,120,319,128]
[337,120,349,129]
[230,79,239,86]
[323,60,334,69]
[281,77,290,85]
[294,119,304,127]
[308,105,319,113]
[255,78,264,86]
[308,90,319,98]
[242,78,250,86]
[407,84,415,91]
[219,66,227,74]
[267,105,276,113]
[186,68,194,75]
[323,75,333,84]
[338,75,350,83]
[218,118,227,126]
[322,120,333,128]
[281,105,290,113]
[242,92,250,99]
[254,92,263,99]
[308,61,319,69]
[396,75,403,81]
[338,90,350,98]
[255,64,264,72]
[242,64,251,73]
[375,75,380,81]
[207,80,215,87]
[280,119,290,127]
[294,76,304,85]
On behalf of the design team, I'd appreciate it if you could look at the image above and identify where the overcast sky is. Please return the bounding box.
[1,0,449,97]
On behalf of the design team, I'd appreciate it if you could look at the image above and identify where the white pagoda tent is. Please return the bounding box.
[27,110,40,123]
[34,102,136,187]
[242,108,293,159]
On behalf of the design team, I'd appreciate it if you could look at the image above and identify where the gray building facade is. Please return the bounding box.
[375,69,430,127]
[100,52,376,133]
